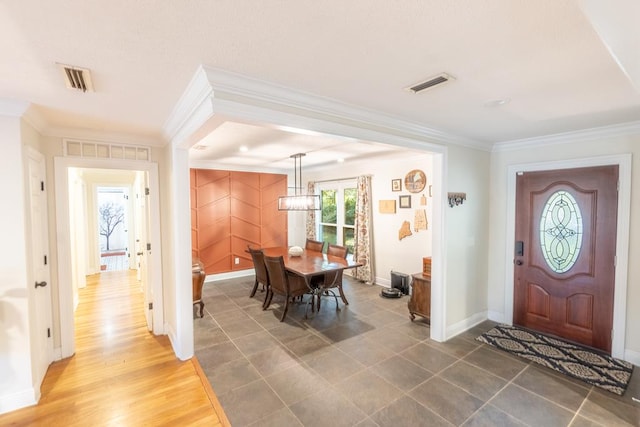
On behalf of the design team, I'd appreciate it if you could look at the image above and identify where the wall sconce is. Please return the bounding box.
[448,192,466,207]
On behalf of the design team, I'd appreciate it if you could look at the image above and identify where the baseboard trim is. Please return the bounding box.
[624,349,640,366]
[206,269,254,283]
[487,310,506,324]
[0,388,36,415]
[375,277,391,288]
[53,347,63,362]
[446,311,488,339]
[166,322,180,359]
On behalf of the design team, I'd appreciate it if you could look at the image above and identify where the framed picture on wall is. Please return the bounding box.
[399,195,411,208]
[379,199,397,213]
[404,169,426,193]
[392,179,402,192]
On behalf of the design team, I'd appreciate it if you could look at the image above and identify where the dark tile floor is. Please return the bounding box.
[194,275,640,427]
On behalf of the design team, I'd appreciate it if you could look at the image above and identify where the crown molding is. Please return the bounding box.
[0,98,29,117]
[22,104,47,133]
[20,102,165,146]
[493,120,640,152]
[162,65,215,145]
[164,65,490,151]
[46,126,165,147]
[188,159,288,174]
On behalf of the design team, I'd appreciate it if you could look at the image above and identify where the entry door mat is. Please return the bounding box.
[476,324,633,395]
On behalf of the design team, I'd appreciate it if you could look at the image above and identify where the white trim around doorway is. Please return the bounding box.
[503,154,631,360]
[166,66,451,348]
[54,156,164,359]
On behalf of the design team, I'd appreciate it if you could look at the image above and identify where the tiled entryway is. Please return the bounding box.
[194,275,640,426]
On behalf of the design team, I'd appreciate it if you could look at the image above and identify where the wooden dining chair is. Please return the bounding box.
[192,259,206,318]
[305,238,325,253]
[316,244,349,311]
[247,247,270,307]
[263,255,312,321]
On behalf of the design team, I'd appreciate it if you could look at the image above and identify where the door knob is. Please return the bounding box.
[515,260,523,266]
[35,281,47,288]
[137,252,144,256]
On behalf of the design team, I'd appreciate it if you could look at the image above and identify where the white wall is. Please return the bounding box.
[0,115,35,413]
[162,143,193,360]
[304,153,433,286]
[488,135,640,362]
[444,145,491,333]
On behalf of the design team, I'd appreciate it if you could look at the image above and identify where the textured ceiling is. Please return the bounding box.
[0,1,638,167]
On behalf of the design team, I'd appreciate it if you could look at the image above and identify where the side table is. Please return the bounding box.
[408,273,430,323]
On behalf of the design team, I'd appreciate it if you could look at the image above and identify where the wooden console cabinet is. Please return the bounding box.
[408,273,431,323]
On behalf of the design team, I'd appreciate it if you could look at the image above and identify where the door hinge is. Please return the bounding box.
[41,181,45,191]
[44,255,47,265]
[145,187,150,196]
[47,328,51,338]
[147,243,151,251]
[148,302,153,310]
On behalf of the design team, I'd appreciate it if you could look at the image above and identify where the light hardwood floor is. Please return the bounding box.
[0,270,229,426]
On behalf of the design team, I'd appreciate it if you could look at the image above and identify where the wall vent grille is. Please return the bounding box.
[58,64,94,92]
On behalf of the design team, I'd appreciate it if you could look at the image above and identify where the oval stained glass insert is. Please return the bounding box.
[539,190,582,273]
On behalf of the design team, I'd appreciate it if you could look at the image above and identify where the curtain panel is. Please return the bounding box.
[354,175,374,284]
[305,181,317,239]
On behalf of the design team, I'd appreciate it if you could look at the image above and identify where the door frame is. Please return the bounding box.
[504,154,631,359]
[54,156,164,359]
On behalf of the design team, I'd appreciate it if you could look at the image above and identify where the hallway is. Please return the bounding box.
[0,270,228,426]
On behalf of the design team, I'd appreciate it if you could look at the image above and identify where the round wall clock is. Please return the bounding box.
[404,169,426,193]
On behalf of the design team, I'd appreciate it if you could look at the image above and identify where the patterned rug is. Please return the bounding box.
[476,324,633,395]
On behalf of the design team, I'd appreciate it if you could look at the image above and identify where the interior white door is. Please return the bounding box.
[27,148,53,388]
[134,171,152,330]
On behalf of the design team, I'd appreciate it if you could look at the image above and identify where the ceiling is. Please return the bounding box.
[1,1,638,169]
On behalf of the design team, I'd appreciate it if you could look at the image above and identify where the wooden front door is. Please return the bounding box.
[514,165,618,353]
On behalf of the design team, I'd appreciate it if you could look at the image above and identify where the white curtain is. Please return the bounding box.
[354,175,374,284]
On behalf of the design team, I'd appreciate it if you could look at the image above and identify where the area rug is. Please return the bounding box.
[476,324,633,395]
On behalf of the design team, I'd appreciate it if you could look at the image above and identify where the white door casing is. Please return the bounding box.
[504,154,631,360]
[54,157,164,359]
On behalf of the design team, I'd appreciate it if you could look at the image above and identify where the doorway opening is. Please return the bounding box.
[513,166,618,353]
[97,186,129,272]
[55,158,164,359]
[504,154,632,360]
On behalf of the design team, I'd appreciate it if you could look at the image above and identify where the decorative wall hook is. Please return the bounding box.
[448,192,466,207]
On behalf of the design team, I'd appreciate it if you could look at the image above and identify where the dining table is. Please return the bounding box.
[261,246,362,288]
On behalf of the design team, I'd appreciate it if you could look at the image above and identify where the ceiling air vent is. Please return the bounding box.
[406,73,454,94]
[58,64,94,92]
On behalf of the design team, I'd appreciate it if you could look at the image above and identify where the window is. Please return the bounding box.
[539,190,582,273]
[317,180,356,255]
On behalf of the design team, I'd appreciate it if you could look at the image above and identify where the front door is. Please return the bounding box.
[514,165,618,353]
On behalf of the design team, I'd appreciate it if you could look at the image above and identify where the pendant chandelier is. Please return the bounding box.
[278,153,321,211]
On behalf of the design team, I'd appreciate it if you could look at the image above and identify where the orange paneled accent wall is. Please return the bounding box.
[190,169,288,273]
